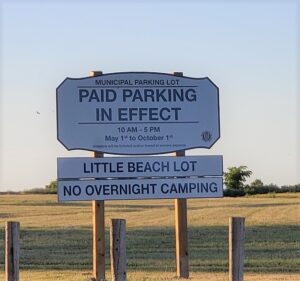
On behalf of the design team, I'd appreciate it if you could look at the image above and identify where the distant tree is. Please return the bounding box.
[250,179,264,188]
[245,179,264,195]
[45,180,57,193]
[224,166,252,190]
[281,184,300,193]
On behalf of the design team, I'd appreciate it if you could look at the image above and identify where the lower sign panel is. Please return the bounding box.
[58,177,223,201]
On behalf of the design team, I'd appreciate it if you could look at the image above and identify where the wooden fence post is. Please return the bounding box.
[91,70,106,281]
[173,71,189,279]
[5,221,20,281]
[110,219,126,281]
[229,217,245,281]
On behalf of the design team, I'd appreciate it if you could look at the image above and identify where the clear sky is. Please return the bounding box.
[0,0,299,191]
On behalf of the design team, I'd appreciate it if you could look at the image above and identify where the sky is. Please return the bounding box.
[0,0,299,191]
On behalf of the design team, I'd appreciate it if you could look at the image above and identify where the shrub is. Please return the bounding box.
[224,188,245,197]
[45,180,57,194]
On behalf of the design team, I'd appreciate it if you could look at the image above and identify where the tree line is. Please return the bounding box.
[22,165,299,196]
[224,166,300,196]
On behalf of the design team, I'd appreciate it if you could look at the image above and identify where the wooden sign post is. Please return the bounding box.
[56,70,222,280]
[91,71,106,281]
[174,150,189,278]
[173,72,189,278]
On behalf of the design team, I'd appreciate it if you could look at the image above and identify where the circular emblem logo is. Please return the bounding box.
[202,131,212,142]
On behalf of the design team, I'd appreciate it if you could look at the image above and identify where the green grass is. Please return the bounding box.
[0,193,299,280]
[0,225,298,272]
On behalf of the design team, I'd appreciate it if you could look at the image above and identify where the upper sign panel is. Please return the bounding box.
[56,72,220,154]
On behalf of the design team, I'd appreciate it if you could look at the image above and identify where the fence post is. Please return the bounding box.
[5,221,20,281]
[110,219,126,281]
[229,217,245,281]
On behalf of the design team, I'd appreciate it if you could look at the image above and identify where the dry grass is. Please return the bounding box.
[0,271,299,281]
[1,193,299,228]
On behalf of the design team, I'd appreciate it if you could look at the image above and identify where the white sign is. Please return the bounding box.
[57,156,223,179]
[58,177,223,201]
[56,72,220,155]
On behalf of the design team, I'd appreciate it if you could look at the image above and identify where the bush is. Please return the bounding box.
[45,180,57,194]
[245,184,278,195]
[224,188,245,197]
[22,188,49,194]
[224,183,300,197]
[280,184,300,193]
[241,183,300,196]
[23,180,58,194]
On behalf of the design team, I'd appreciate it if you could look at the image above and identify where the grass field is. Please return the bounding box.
[0,193,299,280]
